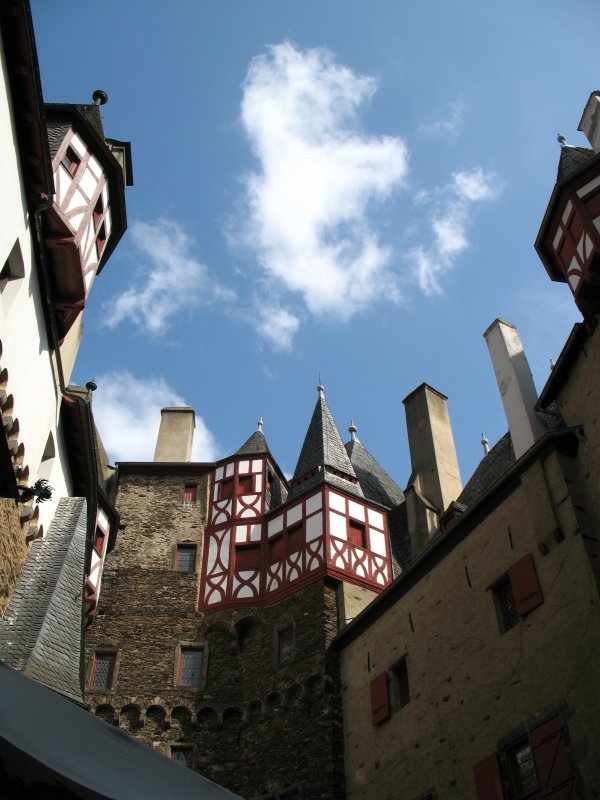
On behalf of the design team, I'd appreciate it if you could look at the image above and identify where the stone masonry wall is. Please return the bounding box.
[85,468,346,800]
[340,444,600,800]
[0,497,28,618]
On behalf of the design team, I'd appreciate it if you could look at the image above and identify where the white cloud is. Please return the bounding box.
[255,303,300,351]
[410,167,501,295]
[91,370,220,463]
[103,219,235,334]
[418,102,464,140]
[237,42,409,344]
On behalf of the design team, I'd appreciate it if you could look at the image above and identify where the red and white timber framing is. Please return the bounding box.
[201,456,392,611]
[84,505,112,629]
[46,129,113,338]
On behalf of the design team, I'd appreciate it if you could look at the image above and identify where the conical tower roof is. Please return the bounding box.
[345,423,404,509]
[289,386,363,500]
[235,418,270,456]
[556,143,595,183]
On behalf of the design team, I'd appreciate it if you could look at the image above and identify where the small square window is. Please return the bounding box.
[94,526,106,556]
[61,146,81,176]
[174,544,197,573]
[391,657,410,710]
[89,652,116,690]
[495,576,519,633]
[170,745,193,767]
[177,647,203,687]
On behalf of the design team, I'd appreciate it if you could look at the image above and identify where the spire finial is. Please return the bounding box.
[317,382,325,399]
[257,416,263,432]
[348,419,357,441]
[557,133,568,148]
[481,432,490,456]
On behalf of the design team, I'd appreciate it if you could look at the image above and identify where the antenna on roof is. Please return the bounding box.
[481,433,490,456]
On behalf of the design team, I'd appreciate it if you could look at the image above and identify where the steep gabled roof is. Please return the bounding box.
[0,497,87,702]
[345,435,404,509]
[289,387,363,500]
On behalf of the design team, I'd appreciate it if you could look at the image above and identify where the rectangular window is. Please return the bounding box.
[89,652,116,690]
[93,526,106,556]
[277,626,295,665]
[473,716,576,800]
[183,484,197,504]
[61,146,81,176]
[269,535,285,564]
[494,553,543,633]
[238,474,253,495]
[220,477,234,500]
[178,648,203,687]
[390,657,410,710]
[370,671,390,726]
[174,544,197,573]
[236,543,261,571]
[170,745,193,767]
[349,520,366,548]
[288,523,304,553]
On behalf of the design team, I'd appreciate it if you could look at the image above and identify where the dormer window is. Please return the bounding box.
[61,146,81,176]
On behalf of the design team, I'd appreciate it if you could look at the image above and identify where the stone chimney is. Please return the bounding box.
[578,91,600,153]
[484,319,546,460]
[153,407,195,462]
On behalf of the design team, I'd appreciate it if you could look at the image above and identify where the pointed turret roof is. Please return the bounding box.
[556,143,595,183]
[235,418,270,456]
[345,425,405,509]
[289,386,363,500]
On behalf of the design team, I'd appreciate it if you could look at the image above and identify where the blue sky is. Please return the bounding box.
[31,1,597,487]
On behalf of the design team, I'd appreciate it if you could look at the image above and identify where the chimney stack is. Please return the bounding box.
[578,91,600,153]
[484,319,546,460]
[153,407,195,462]
[403,383,462,514]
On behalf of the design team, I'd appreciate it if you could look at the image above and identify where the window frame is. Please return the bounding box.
[173,542,197,573]
[173,642,208,690]
[167,743,194,768]
[60,146,81,177]
[491,553,544,634]
[87,649,119,693]
[390,656,410,711]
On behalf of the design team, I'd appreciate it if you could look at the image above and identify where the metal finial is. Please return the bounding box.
[257,416,263,432]
[348,419,357,441]
[317,383,325,399]
[481,433,490,457]
[549,358,555,370]
[557,133,567,148]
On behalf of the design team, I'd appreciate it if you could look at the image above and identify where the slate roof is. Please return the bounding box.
[458,432,515,507]
[236,430,270,456]
[46,120,71,161]
[556,145,595,183]
[0,497,87,702]
[345,437,405,509]
[288,390,363,500]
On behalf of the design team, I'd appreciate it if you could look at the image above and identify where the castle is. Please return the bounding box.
[2,2,600,799]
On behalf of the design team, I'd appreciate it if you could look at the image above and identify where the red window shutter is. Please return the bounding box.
[508,554,543,617]
[288,523,304,553]
[349,521,365,548]
[531,717,576,799]
[269,535,285,563]
[220,478,234,500]
[183,485,197,503]
[370,672,390,726]
[473,753,505,800]
[236,544,261,571]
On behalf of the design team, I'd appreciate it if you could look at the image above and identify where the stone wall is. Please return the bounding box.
[0,497,27,618]
[339,442,600,799]
[85,467,346,800]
